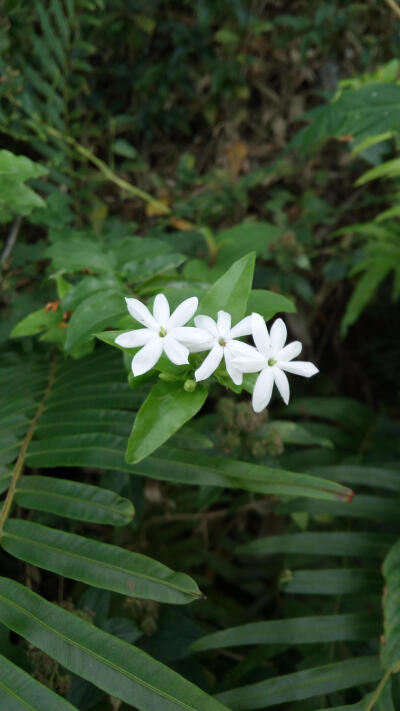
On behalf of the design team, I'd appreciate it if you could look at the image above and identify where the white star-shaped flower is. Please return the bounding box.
[194,310,256,385]
[233,313,319,412]
[115,294,209,376]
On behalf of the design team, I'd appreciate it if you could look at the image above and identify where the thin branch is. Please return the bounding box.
[384,0,400,20]
[365,668,392,711]
[1,215,23,268]
[0,356,57,539]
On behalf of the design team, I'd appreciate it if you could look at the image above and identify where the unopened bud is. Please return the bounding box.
[184,379,196,392]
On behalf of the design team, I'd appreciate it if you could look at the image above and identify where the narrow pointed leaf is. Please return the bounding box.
[3,520,201,604]
[280,568,382,595]
[217,657,382,710]
[27,437,353,501]
[191,613,380,652]
[0,654,77,711]
[0,579,229,711]
[15,475,134,525]
[382,538,400,671]
[237,531,395,558]
[126,380,208,464]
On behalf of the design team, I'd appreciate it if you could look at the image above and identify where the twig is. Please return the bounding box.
[384,0,400,19]
[1,215,23,268]
[0,356,57,539]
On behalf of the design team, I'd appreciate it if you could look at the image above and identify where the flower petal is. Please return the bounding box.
[170,326,212,346]
[279,360,319,378]
[168,296,198,328]
[195,345,223,381]
[115,329,155,349]
[272,365,290,405]
[194,314,218,338]
[131,339,163,376]
[217,311,231,338]
[278,340,302,362]
[224,349,243,385]
[125,298,158,330]
[270,318,287,355]
[251,313,270,355]
[229,315,252,339]
[252,368,274,413]
[153,293,170,327]
[232,351,267,373]
[163,336,189,365]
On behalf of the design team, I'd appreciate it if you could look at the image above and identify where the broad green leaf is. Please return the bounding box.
[15,475,134,526]
[65,290,126,351]
[0,578,229,711]
[217,657,382,710]
[126,380,208,464]
[246,289,296,320]
[198,252,255,322]
[26,436,353,502]
[191,613,379,652]
[0,653,77,711]
[280,568,382,595]
[44,237,117,273]
[237,531,395,558]
[308,465,400,494]
[3,519,202,604]
[381,538,400,671]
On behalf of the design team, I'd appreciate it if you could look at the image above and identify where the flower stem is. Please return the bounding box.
[365,668,392,711]
[0,357,57,539]
[43,124,171,215]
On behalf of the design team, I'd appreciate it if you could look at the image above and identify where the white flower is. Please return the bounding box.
[115,294,209,376]
[232,313,319,412]
[194,310,256,385]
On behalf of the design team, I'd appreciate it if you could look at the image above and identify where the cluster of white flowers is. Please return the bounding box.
[115,294,319,412]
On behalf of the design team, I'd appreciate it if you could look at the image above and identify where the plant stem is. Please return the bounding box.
[384,0,400,20]
[365,668,392,711]
[0,357,57,539]
[44,125,171,215]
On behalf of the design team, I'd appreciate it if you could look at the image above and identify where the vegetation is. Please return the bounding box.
[1,1,400,709]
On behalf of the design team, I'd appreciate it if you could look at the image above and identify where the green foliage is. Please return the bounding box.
[1,3,400,710]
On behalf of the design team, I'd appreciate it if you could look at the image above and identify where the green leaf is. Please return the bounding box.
[0,653,77,711]
[10,307,62,338]
[246,289,296,320]
[280,568,382,595]
[65,290,126,351]
[3,519,202,605]
[217,657,382,710]
[215,222,278,267]
[0,150,48,181]
[341,259,392,336]
[277,493,400,523]
[15,475,134,526]
[237,531,395,558]
[126,380,208,464]
[0,579,229,711]
[44,237,117,274]
[198,252,255,322]
[191,613,380,652]
[26,436,354,501]
[356,157,400,185]
[315,677,395,710]
[112,139,138,158]
[381,538,400,671]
